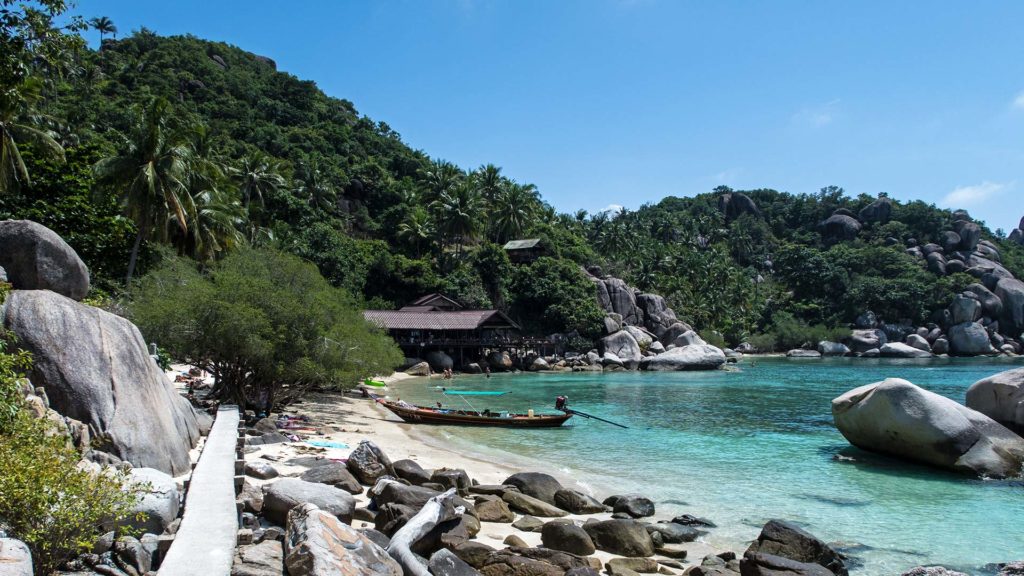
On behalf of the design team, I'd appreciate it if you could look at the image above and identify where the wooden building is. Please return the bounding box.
[363,294,523,365]
[502,238,545,263]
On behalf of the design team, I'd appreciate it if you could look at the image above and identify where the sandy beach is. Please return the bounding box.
[233,371,726,571]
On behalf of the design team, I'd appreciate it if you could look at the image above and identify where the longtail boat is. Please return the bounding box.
[375,398,572,428]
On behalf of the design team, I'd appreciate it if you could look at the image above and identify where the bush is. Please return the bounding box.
[510,257,605,339]
[749,312,850,352]
[129,247,403,411]
[0,336,139,575]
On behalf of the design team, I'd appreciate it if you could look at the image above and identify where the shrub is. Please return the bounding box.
[129,247,403,412]
[0,336,139,575]
[749,312,850,352]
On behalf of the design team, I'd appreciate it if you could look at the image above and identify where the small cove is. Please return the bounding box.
[392,357,1024,576]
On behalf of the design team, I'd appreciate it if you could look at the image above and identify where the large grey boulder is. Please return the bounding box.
[0,220,90,300]
[669,330,706,348]
[957,221,981,252]
[719,192,762,221]
[285,503,401,576]
[744,519,847,576]
[425,350,454,371]
[905,334,932,353]
[847,329,886,354]
[623,325,654,350]
[641,345,726,371]
[0,538,33,576]
[122,468,180,534]
[948,322,994,356]
[966,367,1024,435]
[582,519,654,557]
[553,489,606,514]
[740,553,835,576]
[263,478,356,526]
[949,295,982,325]
[786,349,822,358]
[1,290,199,475]
[502,491,569,518]
[832,378,1024,478]
[502,471,564,505]
[817,341,850,356]
[820,214,861,243]
[635,293,679,338]
[996,278,1024,337]
[965,283,1003,318]
[859,197,892,224]
[599,331,642,369]
[593,277,642,326]
[541,521,595,556]
[879,342,931,358]
[346,440,396,485]
[300,462,362,494]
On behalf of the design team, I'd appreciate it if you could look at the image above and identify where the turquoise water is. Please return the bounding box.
[393,358,1024,575]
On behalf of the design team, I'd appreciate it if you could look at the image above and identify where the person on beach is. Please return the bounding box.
[485,366,491,378]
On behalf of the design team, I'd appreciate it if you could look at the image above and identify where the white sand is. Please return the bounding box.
[224,372,727,571]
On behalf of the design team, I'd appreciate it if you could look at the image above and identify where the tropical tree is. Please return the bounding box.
[0,78,65,192]
[396,206,434,258]
[473,163,503,202]
[93,97,194,284]
[175,187,246,262]
[422,159,461,203]
[489,181,539,243]
[295,160,336,213]
[231,151,285,208]
[432,181,482,260]
[89,16,117,42]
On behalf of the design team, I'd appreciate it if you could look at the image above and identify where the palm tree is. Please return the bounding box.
[94,97,194,284]
[473,163,503,202]
[422,159,461,203]
[432,182,482,261]
[90,16,117,42]
[0,78,65,192]
[295,160,336,213]
[489,181,539,243]
[231,151,285,208]
[397,206,434,258]
[172,187,246,262]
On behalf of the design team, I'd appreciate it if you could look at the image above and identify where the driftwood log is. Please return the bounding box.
[381,482,465,576]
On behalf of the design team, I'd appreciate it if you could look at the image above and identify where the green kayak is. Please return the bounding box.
[363,378,387,388]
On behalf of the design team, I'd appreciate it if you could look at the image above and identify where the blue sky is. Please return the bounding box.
[77,1,1024,232]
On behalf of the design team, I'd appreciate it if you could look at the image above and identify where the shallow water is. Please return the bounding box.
[393,357,1024,575]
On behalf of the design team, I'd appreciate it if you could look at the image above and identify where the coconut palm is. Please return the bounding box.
[172,187,246,262]
[93,97,194,284]
[294,160,336,213]
[397,206,434,258]
[231,151,285,208]
[489,181,539,243]
[432,182,482,260]
[422,159,461,203]
[473,163,503,202]
[0,78,65,192]
[89,16,117,42]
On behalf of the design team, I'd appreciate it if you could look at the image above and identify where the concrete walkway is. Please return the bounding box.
[159,405,240,576]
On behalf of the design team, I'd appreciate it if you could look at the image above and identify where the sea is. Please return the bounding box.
[391,357,1024,575]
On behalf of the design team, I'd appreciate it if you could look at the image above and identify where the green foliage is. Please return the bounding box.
[0,332,138,575]
[129,247,402,411]
[510,257,604,338]
[748,312,851,352]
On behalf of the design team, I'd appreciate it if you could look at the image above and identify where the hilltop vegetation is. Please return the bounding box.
[2,7,1023,350]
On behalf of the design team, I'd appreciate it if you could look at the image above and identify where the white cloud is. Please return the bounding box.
[598,204,624,214]
[714,168,743,184]
[943,181,1012,207]
[793,99,840,128]
[1013,91,1024,110]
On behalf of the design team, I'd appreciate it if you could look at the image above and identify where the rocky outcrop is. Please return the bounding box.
[1,290,200,475]
[425,351,454,372]
[966,367,1024,435]
[599,331,642,369]
[832,378,1024,478]
[285,503,402,576]
[996,278,1024,338]
[743,520,847,576]
[635,293,680,339]
[486,351,513,372]
[640,345,726,371]
[948,322,994,356]
[847,329,886,354]
[594,277,642,326]
[718,192,762,221]
[0,219,90,300]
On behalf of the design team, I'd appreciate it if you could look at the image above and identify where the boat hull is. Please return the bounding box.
[378,401,572,428]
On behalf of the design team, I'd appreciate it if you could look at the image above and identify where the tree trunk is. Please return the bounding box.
[125,227,144,285]
[383,484,463,576]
